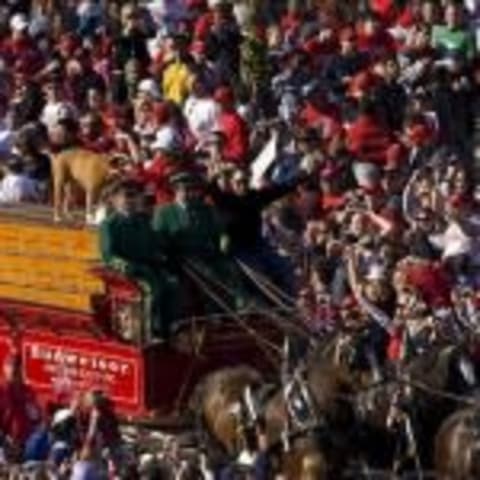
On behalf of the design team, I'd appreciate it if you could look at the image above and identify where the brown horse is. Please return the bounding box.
[435,408,480,480]
[195,357,355,478]
[195,366,264,456]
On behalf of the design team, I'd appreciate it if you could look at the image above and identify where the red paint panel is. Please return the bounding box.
[21,331,143,415]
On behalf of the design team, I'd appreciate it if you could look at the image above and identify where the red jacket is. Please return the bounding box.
[346,114,394,165]
[369,0,397,24]
[135,154,178,205]
[404,262,452,308]
[218,110,249,165]
[1,37,44,75]
[194,12,213,40]
[356,29,397,55]
[0,382,40,445]
[298,102,342,141]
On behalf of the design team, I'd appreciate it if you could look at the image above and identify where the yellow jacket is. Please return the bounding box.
[162,59,193,105]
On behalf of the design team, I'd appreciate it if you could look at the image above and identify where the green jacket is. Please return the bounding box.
[100,212,158,275]
[152,201,225,258]
[432,25,476,61]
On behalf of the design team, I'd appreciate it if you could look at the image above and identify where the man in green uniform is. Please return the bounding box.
[152,172,249,312]
[99,180,177,341]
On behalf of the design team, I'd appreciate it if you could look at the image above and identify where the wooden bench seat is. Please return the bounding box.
[0,206,104,313]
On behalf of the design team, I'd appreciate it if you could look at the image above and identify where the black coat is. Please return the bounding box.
[114,31,150,69]
[209,181,299,251]
[376,81,408,132]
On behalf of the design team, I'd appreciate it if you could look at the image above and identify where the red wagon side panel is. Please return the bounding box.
[20,330,145,416]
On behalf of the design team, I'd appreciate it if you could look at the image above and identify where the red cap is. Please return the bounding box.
[214,86,235,106]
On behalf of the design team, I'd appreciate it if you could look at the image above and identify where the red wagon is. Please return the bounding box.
[0,206,285,427]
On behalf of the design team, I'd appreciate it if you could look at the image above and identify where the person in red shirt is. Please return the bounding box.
[298,87,342,144]
[136,126,188,205]
[1,14,44,77]
[346,99,395,166]
[78,112,115,154]
[214,86,249,165]
[403,259,453,308]
[356,12,397,56]
[0,354,41,453]
[396,0,423,28]
[369,0,398,25]
[192,0,213,40]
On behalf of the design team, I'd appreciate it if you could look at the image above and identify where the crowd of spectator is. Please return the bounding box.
[0,0,480,477]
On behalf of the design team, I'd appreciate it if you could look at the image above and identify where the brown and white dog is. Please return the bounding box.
[51,148,125,224]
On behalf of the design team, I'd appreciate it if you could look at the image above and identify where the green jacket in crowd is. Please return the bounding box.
[152,201,226,259]
[100,211,177,340]
[100,211,159,274]
[152,200,252,310]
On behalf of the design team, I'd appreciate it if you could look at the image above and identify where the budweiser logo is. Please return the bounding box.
[22,339,140,407]
[27,344,131,376]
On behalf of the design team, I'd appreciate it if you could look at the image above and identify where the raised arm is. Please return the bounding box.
[345,247,392,331]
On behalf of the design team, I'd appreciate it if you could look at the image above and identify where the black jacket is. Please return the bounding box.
[208,181,300,251]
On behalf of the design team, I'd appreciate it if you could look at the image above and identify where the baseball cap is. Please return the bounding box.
[10,14,29,32]
[150,126,180,152]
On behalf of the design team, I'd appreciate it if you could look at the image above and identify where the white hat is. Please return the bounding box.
[150,126,179,152]
[137,78,161,100]
[10,14,29,32]
[51,408,73,427]
[429,222,473,259]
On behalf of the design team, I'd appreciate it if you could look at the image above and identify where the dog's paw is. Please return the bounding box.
[53,214,62,223]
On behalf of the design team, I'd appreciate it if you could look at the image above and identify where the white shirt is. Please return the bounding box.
[0,173,39,203]
[184,96,219,144]
[41,102,77,131]
[145,0,186,25]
